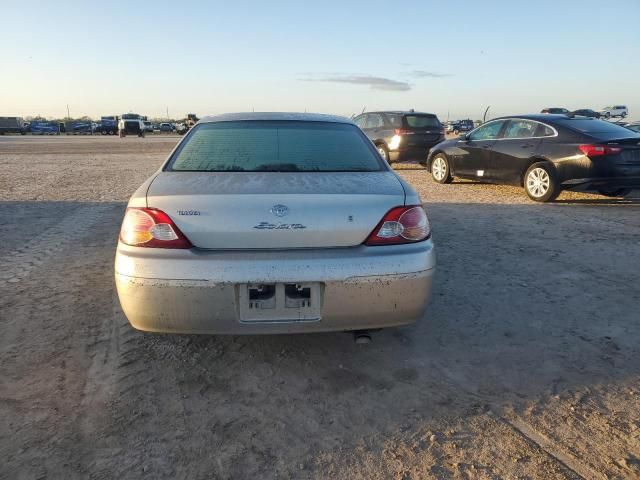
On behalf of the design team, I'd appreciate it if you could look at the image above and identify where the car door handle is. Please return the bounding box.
[520,143,535,148]
[482,144,491,149]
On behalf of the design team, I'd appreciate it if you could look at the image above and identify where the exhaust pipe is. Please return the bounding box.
[353,330,372,344]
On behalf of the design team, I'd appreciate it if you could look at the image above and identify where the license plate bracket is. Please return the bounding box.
[238,283,322,323]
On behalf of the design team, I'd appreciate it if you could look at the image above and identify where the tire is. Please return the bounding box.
[430,154,453,184]
[524,162,560,202]
[604,112,611,119]
[598,188,631,197]
[376,144,390,163]
[101,130,107,135]
[621,112,627,119]
[453,129,459,135]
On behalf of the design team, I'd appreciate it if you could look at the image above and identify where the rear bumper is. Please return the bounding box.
[562,176,640,191]
[390,142,443,162]
[115,241,435,334]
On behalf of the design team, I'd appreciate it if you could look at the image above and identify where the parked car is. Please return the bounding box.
[29,122,59,135]
[159,122,174,132]
[424,114,640,202]
[143,121,154,133]
[115,112,435,334]
[118,119,145,137]
[352,110,445,162]
[446,119,474,134]
[600,105,628,119]
[625,122,640,133]
[571,109,600,118]
[541,108,570,114]
[72,122,93,135]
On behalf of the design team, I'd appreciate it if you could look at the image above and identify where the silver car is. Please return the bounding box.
[115,113,435,334]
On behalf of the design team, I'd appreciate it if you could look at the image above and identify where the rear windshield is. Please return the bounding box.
[166,121,383,172]
[559,118,640,136]
[404,115,440,128]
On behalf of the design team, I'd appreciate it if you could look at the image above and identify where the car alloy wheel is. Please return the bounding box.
[432,157,447,181]
[526,167,550,198]
[377,145,389,162]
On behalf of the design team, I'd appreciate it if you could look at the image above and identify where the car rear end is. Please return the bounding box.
[115,115,435,334]
[553,118,640,191]
[388,113,445,162]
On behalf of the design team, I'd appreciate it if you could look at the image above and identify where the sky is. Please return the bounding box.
[1,0,639,121]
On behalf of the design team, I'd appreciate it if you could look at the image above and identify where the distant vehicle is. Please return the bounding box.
[159,122,174,132]
[115,112,434,335]
[352,110,445,162]
[541,108,570,114]
[176,113,199,135]
[446,119,474,134]
[625,122,640,133]
[122,113,146,121]
[571,109,600,118]
[143,121,154,133]
[29,121,59,135]
[72,122,93,135]
[96,116,118,135]
[425,115,640,202]
[600,105,628,119]
[0,116,27,135]
[118,119,145,138]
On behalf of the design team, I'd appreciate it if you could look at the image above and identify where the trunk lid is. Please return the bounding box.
[402,114,443,144]
[147,171,406,249]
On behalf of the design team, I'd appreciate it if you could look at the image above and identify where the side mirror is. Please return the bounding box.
[458,133,469,141]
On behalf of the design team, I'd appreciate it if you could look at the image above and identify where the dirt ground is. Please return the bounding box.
[1,135,639,480]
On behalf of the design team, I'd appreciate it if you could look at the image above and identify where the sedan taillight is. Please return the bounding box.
[578,144,622,157]
[364,205,431,246]
[119,207,192,248]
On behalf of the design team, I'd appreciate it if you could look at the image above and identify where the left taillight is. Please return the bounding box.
[119,207,192,249]
[364,205,431,246]
[578,144,622,157]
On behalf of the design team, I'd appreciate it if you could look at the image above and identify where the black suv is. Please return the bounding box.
[353,110,445,163]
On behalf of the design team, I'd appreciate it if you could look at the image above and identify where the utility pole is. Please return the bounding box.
[166,106,169,120]
[66,104,70,119]
[483,106,491,123]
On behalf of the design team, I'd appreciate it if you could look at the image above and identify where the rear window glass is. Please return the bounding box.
[167,121,383,172]
[386,114,402,128]
[559,118,640,136]
[404,115,440,128]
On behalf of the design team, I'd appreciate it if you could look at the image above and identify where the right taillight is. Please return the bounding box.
[119,207,192,249]
[578,144,622,157]
[364,205,431,246]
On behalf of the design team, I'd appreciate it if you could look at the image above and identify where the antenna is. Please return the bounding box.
[360,106,366,114]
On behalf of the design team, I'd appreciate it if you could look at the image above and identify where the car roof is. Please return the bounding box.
[362,110,436,116]
[492,114,584,122]
[199,112,353,124]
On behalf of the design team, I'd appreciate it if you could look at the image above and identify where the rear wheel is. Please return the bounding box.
[598,188,631,197]
[376,144,390,163]
[431,154,452,184]
[524,162,560,202]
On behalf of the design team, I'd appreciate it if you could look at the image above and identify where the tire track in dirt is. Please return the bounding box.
[0,204,115,288]
[500,416,599,480]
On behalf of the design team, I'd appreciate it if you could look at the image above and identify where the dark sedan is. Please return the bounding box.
[424,114,640,202]
[571,109,601,119]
